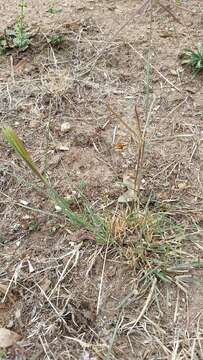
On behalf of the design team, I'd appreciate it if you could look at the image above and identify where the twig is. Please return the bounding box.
[39,335,52,360]
[96,239,110,315]
[6,83,12,109]
[128,43,182,92]
[36,283,69,329]
[122,277,157,333]
[48,246,80,299]
[173,288,180,324]
[171,331,180,360]
[10,55,15,84]
[107,104,140,141]
[106,311,124,360]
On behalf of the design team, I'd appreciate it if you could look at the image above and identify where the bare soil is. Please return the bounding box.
[0,0,203,359]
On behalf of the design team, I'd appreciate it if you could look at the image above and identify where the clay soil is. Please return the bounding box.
[0,1,203,359]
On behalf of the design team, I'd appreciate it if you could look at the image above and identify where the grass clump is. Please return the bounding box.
[48,34,64,46]
[2,126,186,279]
[111,207,184,274]
[181,44,203,74]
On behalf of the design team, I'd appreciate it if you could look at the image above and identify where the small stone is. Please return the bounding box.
[61,122,71,133]
[19,199,29,206]
[55,143,70,151]
[186,87,196,94]
[0,328,21,348]
[7,320,14,329]
[30,119,39,128]
[170,69,177,76]
[55,205,62,212]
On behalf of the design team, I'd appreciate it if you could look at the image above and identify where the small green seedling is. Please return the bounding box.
[0,0,30,54]
[48,34,63,46]
[13,22,30,50]
[0,350,7,359]
[13,0,30,50]
[47,7,63,14]
[181,44,203,74]
[0,37,7,55]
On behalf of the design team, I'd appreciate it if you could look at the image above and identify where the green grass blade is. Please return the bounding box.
[2,127,47,185]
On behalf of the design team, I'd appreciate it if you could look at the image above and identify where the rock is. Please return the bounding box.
[55,205,62,212]
[0,328,21,348]
[61,122,71,133]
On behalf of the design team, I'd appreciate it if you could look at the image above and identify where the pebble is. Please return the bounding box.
[55,205,62,212]
[61,122,71,133]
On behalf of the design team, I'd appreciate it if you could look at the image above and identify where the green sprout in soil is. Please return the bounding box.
[13,0,30,50]
[0,36,8,55]
[181,44,203,74]
[0,350,7,359]
[48,34,64,46]
[47,7,63,14]
[0,0,30,54]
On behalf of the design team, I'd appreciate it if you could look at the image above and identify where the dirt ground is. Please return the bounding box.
[0,0,203,359]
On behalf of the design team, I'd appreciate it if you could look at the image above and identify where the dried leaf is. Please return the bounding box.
[55,143,70,151]
[61,122,71,133]
[15,308,21,320]
[27,260,35,273]
[118,189,135,203]
[14,261,23,284]
[118,172,144,203]
[0,328,21,348]
[0,284,8,296]
[110,214,127,239]
[113,143,127,151]
[14,58,29,73]
[49,154,62,167]
[123,172,144,191]
[177,182,189,190]
[40,278,51,293]
[123,173,135,190]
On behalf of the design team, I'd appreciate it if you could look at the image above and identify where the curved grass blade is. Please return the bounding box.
[2,127,47,185]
